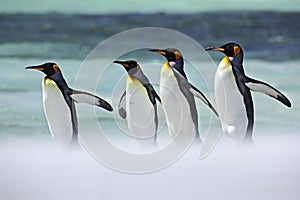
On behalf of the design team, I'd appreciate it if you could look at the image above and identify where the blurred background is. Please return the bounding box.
[0,0,299,136]
[0,1,299,200]
[1,0,300,60]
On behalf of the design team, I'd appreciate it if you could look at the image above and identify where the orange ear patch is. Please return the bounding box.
[234,46,241,56]
[175,51,181,61]
[53,64,59,74]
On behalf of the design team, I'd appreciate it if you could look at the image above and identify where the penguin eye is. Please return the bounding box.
[168,54,175,61]
[233,46,241,56]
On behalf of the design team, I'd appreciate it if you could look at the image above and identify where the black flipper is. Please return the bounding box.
[118,91,127,119]
[172,69,219,117]
[244,77,292,108]
[143,84,161,105]
[190,85,219,117]
[132,68,161,105]
[70,90,113,111]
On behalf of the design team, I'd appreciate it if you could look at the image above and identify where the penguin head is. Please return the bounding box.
[205,42,243,59]
[149,48,182,62]
[114,60,139,75]
[26,62,60,76]
[149,48,186,77]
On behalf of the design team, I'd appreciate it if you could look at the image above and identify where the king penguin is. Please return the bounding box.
[205,42,291,142]
[26,62,113,147]
[149,48,218,144]
[114,60,161,149]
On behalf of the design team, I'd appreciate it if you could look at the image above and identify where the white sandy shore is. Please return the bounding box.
[0,134,299,200]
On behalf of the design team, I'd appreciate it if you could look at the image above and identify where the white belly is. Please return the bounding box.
[160,66,198,141]
[214,59,248,141]
[42,78,73,145]
[126,77,156,140]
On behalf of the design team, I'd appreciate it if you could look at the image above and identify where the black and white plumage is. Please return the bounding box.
[149,48,218,144]
[114,60,161,148]
[206,42,291,142]
[26,62,113,146]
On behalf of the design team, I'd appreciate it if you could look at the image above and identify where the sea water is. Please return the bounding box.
[0,6,300,200]
[0,12,299,137]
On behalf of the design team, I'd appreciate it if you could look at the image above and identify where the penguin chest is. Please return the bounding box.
[160,66,197,138]
[126,77,156,139]
[42,78,73,144]
[214,58,248,140]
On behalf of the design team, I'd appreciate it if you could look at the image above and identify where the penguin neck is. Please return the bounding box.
[229,52,245,75]
[169,57,187,79]
[126,67,138,78]
[48,70,70,91]
[129,68,149,86]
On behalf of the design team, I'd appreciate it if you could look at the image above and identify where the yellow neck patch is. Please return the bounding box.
[163,62,171,69]
[43,77,56,86]
[127,75,143,87]
[218,56,232,72]
[223,56,231,64]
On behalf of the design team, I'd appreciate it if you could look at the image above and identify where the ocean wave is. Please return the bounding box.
[0,12,299,60]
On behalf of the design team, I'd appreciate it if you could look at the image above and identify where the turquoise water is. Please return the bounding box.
[1,11,299,138]
[1,57,299,137]
[1,3,300,199]
[1,0,300,14]
[0,11,299,137]
[0,10,299,156]
[1,12,300,60]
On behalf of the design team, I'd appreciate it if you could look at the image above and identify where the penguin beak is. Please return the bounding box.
[25,65,44,71]
[205,47,225,52]
[148,49,166,56]
[113,60,129,67]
